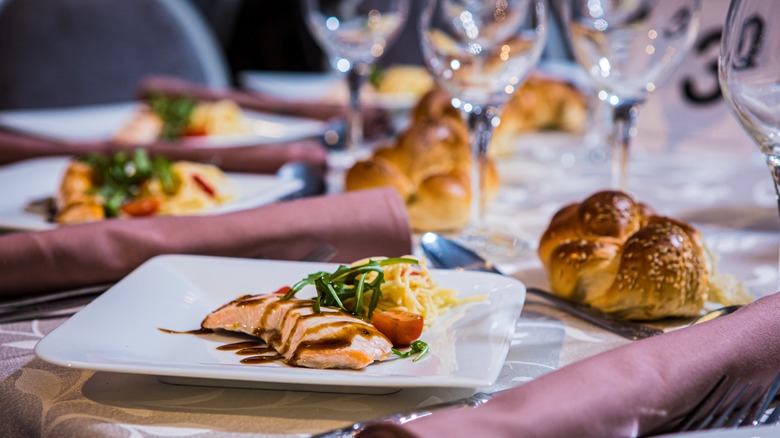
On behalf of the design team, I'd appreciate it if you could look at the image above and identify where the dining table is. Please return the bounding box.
[1,73,779,438]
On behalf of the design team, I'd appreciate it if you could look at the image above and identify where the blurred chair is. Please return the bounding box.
[0,0,230,110]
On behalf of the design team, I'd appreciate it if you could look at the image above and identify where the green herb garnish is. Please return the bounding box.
[392,340,429,362]
[280,257,419,320]
[368,64,384,89]
[78,149,174,217]
[148,93,197,140]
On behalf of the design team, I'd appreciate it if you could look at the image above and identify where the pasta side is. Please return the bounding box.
[349,257,484,325]
[143,161,237,215]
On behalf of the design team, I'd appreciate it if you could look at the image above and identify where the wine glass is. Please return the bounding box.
[302,0,409,165]
[720,2,780,223]
[558,0,701,190]
[419,0,547,251]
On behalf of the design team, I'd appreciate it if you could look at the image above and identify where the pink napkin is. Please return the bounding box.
[0,187,412,297]
[359,292,780,437]
[0,129,328,173]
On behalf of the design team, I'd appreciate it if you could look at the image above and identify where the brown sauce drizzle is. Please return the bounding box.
[158,327,213,335]
[241,354,283,364]
[216,341,265,351]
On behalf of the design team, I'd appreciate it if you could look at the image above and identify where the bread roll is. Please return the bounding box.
[538,190,712,320]
[345,86,499,232]
[491,75,587,156]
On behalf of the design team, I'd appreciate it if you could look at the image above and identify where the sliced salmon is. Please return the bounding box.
[201,294,392,369]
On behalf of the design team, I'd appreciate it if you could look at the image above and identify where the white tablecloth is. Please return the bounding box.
[1,127,776,437]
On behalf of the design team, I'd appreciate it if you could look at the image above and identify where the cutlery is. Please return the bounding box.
[420,232,664,340]
[643,372,780,436]
[276,161,326,200]
[689,305,743,325]
[0,244,339,324]
[313,392,494,438]
[675,372,780,432]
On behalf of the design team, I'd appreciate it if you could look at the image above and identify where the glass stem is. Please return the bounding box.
[766,155,780,220]
[466,106,499,227]
[345,64,367,151]
[611,101,642,191]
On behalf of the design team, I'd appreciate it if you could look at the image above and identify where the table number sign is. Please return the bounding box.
[636,0,751,151]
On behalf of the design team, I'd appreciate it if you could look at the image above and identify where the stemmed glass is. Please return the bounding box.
[419,0,547,249]
[302,0,409,165]
[558,0,701,190]
[720,2,780,219]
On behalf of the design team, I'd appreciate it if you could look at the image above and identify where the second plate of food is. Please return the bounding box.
[0,156,303,231]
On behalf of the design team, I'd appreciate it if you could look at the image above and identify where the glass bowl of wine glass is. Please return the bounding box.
[418,0,547,255]
[557,0,701,190]
[302,0,409,168]
[720,0,780,219]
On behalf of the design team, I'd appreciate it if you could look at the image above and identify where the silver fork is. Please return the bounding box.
[0,244,338,324]
[672,372,780,433]
[297,244,338,265]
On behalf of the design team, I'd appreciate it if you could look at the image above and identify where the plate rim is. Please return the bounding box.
[0,101,328,148]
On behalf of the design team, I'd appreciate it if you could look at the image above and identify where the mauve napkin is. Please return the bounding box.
[359,292,780,437]
[0,187,412,297]
[0,129,328,173]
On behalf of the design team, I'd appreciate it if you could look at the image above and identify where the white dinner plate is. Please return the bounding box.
[0,156,303,231]
[240,71,420,111]
[35,255,525,394]
[0,102,329,147]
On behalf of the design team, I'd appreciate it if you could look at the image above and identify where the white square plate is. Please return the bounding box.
[0,156,303,231]
[0,102,328,147]
[35,255,525,394]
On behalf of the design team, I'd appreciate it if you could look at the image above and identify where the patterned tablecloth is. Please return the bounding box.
[2,129,777,437]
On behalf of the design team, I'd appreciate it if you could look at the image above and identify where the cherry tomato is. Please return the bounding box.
[371,309,424,347]
[272,286,291,295]
[121,197,160,217]
[184,127,207,137]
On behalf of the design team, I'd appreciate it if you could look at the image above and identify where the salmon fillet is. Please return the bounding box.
[201,294,392,369]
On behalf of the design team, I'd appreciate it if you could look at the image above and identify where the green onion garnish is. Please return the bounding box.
[280,257,419,320]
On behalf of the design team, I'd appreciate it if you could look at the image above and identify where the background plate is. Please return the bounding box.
[0,157,303,231]
[0,102,328,147]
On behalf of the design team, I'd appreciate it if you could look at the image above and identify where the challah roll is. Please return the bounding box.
[345,86,499,231]
[538,190,748,320]
[491,74,587,156]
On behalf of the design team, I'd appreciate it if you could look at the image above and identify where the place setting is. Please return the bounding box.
[1,0,780,437]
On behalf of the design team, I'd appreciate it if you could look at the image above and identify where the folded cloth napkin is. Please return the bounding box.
[137,75,393,140]
[359,292,780,438]
[0,127,329,174]
[0,187,411,297]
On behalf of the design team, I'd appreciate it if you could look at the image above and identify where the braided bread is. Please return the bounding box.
[538,190,713,320]
[345,86,499,231]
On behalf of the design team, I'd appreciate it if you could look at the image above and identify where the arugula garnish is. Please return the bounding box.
[148,94,197,140]
[280,257,418,320]
[78,149,174,217]
[392,340,429,362]
[368,64,385,89]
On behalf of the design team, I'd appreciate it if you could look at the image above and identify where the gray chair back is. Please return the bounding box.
[0,0,229,110]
